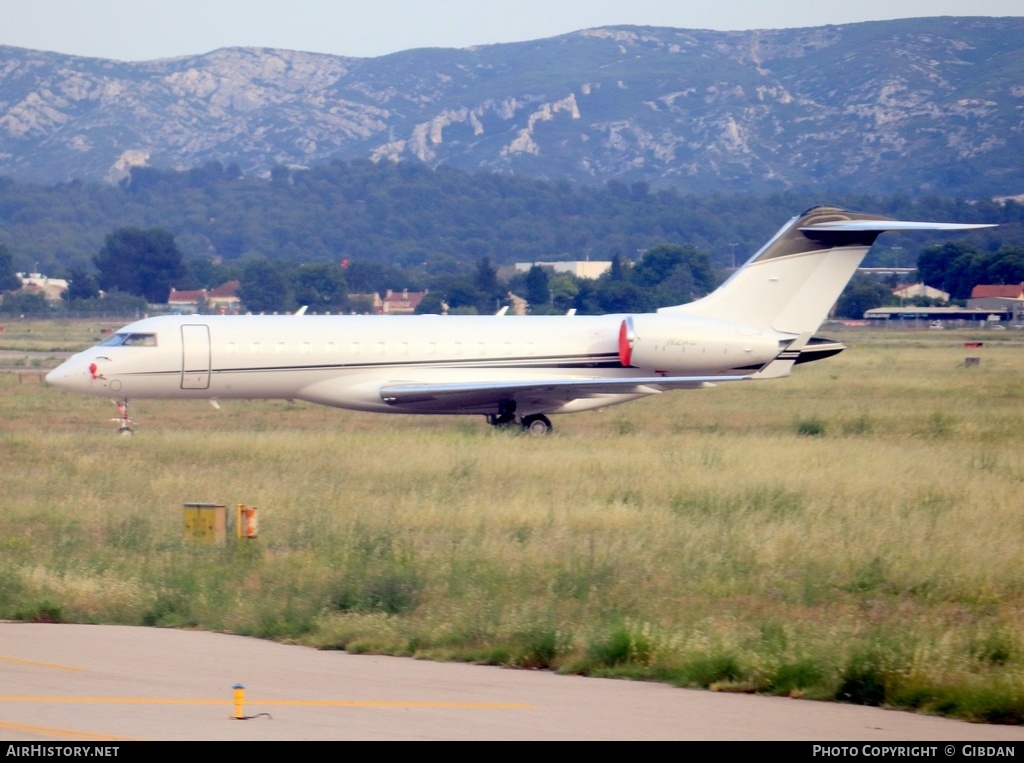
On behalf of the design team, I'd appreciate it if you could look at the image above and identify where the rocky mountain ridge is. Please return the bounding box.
[0,17,1021,196]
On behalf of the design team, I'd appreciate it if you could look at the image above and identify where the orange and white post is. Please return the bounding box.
[236,504,259,539]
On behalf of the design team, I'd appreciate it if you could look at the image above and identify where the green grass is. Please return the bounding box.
[1,321,1023,724]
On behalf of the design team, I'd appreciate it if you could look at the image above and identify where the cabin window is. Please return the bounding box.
[375,342,385,355]
[276,341,287,354]
[475,342,485,357]
[426,342,436,356]
[350,342,360,355]
[502,342,512,356]
[453,342,462,356]
[325,341,336,354]
[400,342,409,356]
[251,341,262,354]
[525,342,535,356]
[226,341,237,355]
[301,341,311,354]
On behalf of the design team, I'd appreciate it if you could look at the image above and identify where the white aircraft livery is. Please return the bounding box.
[46,207,994,434]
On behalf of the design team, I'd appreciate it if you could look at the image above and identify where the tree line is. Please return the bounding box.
[5,224,1022,319]
[1,160,1022,317]
[0,160,1018,278]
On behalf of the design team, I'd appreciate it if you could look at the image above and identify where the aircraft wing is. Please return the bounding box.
[379,374,751,407]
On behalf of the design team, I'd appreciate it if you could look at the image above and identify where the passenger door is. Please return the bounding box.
[181,324,211,390]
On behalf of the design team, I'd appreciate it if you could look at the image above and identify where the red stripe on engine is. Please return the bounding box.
[618,320,632,367]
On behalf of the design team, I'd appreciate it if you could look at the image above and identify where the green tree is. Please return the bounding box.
[549,273,581,313]
[240,257,294,313]
[608,254,627,282]
[596,279,652,313]
[633,244,717,298]
[442,276,484,313]
[0,244,21,292]
[473,256,502,313]
[0,291,49,315]
[983,246,1024,286]
[293,262,348,312]
[917,242,984,300]
[63,267,100,301]
[414,291,446,314]
[524,265,550,311]
[835,273,893,318]
[93,227,187,303]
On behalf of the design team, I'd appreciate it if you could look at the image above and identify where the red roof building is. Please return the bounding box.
[381,289,427,315]
[970,284,1024,299]
[168,281,242,313]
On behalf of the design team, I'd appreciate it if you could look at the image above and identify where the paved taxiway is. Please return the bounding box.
[1,623,1022,741]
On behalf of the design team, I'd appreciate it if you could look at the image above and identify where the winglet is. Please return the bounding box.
[752,333,813,379]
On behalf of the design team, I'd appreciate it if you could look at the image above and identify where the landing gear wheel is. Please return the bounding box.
[521,414,552,435]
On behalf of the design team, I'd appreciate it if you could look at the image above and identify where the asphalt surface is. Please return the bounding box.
[1,623,1022,741]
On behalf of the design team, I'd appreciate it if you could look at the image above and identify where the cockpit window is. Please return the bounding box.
[98,332,158,347]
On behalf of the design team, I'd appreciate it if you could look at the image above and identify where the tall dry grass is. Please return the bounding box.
[1,322,1023,722]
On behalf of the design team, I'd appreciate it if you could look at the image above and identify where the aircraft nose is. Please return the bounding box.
[45,361,75,389]
[46,357,93,391]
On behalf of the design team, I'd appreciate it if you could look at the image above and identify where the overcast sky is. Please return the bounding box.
[1,0,1021,61]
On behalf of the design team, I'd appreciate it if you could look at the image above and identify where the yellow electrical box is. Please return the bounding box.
[183,503,227,544]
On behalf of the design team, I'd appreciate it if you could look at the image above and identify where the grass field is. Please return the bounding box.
[2,319,1023,724]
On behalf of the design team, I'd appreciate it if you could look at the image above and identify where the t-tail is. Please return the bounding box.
[656,205,994,372]
[662,206,992,334]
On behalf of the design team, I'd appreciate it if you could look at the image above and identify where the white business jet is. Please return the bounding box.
[46,206,993,434]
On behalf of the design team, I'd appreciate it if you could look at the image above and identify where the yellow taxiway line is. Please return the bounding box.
[0,656,83,672]
[0,720,136,741]
[0,697,532,709]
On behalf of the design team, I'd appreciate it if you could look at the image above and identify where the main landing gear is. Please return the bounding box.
[486,402,553,435]
[520,414,553,435]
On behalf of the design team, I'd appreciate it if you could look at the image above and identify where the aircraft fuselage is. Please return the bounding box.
[46,312,781,417]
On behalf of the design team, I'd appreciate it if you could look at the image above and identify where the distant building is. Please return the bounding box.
[515,261,611,279]
[168,281,242,314]
[892,283,949,302]
[167,288,205,312]
[207,280,241,313]
[968,284,1024,317]
[381,289,427,315]
[17,273,67,302]
[970,283,1024,300]
[865,306,1009,324]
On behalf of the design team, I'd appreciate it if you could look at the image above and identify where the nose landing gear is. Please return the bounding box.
[111,399,135,435]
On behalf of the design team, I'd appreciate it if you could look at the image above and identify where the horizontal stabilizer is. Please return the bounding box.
[801,221,996,233]
[802,219,995,233]
[752,333,812,380]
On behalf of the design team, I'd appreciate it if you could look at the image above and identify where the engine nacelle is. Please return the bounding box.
[618,314,779,374]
